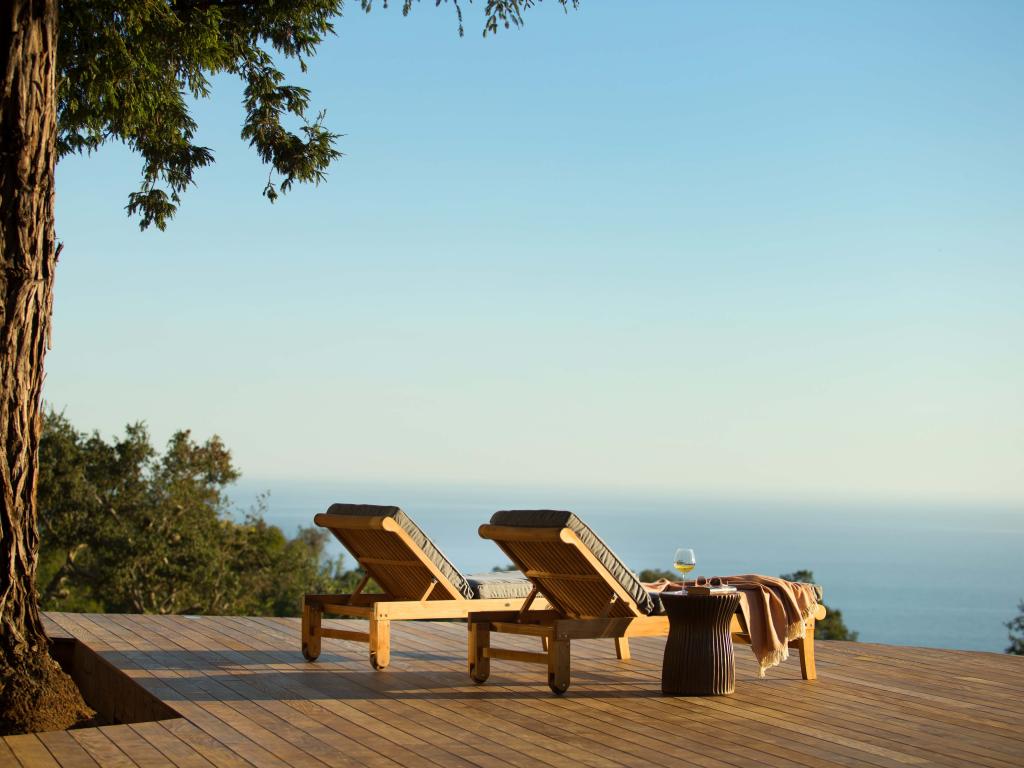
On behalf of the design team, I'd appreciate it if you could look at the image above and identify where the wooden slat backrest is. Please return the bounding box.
[313,513,464,600]
[478,524,641,619]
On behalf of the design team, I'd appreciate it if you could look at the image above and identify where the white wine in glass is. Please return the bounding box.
[673,548,696,580]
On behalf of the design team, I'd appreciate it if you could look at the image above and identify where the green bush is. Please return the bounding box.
[1007,601,1024,655]
[780,569,858,641]
[37,410,364,617]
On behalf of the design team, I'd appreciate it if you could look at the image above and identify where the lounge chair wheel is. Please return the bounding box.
[548,674,569,695]
[370,652,388,670]
[301,643,320,662]
[470,664,490,684]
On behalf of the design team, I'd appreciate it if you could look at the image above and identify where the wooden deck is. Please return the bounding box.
[4,613,1023,767]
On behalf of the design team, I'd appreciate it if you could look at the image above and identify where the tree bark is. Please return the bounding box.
[1,0,90,734]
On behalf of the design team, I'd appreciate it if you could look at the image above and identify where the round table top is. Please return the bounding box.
[659,590,739,601]
[658,590,741,617]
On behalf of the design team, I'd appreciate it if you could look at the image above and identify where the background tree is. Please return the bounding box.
[780,569,858,642]
[37,411,365,617]
[637,568,677,582]
[1,0,82,735]
[3,0,577,733]
[1007,601,1024,655]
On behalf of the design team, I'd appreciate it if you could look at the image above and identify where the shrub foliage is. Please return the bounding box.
[1007,601,1024,655]
[37,411,362,616]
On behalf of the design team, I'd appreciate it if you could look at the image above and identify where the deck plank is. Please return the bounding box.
[157,721,252,768]
[125,721,213,768]
[34,731,100,768]
[96,725,173,768]
[4,734,61,768]
[67,728,137,768]
[9,613,1023,768]
[0,738,19,767]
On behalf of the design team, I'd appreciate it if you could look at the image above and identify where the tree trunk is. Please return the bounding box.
[1,0,91,734]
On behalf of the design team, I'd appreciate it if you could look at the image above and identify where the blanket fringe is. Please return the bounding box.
[758,644,790,678]
[785,603,818,642]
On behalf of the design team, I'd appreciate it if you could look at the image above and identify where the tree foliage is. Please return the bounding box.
[58,0,343,230]
[37,410,364,616]
[56,0,577,231]
[637,568,676,582]
[1007,600,1024,655]
[780,569,858,641]
[360,0,578,37]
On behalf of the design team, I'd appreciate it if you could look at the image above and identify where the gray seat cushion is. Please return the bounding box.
[489,509,659,616]
[325,503,475,600]
[465,572,536,600]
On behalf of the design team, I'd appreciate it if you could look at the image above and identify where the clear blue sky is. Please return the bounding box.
[47,0,1023,504]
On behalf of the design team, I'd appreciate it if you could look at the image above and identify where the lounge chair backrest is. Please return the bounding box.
[479,509,659,618]
[315,504,474,600]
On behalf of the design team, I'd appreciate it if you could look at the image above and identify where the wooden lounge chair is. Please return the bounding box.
[467,509,826,694]
[301,503,546,670]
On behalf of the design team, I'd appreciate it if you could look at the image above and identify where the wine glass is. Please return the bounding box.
[673,548,696,586]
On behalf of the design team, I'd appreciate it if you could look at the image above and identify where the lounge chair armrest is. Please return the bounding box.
[314,513,399,532]
[478,524,571,543]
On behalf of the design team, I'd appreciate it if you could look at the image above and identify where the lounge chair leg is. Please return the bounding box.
[798,618,817,680]
[369,618,391,670]
[548,637,570,695]
[469,621,491,684]
[615,637,631,661]
[301,599,321,662]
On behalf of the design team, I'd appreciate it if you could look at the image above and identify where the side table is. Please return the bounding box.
[660,591,741,695]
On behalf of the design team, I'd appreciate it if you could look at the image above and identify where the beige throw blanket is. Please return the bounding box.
[644,575,819,677]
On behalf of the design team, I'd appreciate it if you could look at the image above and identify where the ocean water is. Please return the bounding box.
[231,479,1024,654]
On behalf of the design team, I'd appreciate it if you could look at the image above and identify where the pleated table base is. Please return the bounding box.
[660,592,741,696]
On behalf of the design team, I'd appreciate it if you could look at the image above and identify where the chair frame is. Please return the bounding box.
[302,512,547,669]
[467,523,825,694]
